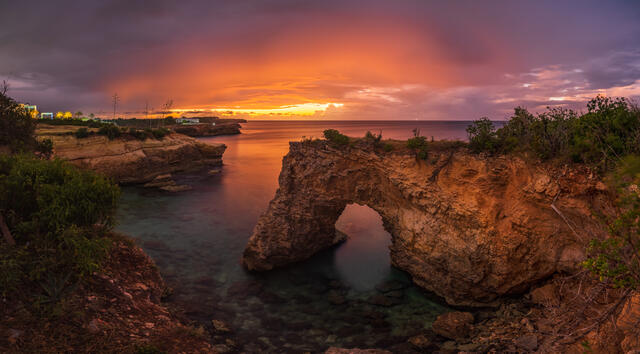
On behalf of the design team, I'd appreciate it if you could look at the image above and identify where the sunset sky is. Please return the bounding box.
[1,0,640,120]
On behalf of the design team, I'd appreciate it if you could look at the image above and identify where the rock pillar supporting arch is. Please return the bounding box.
[243,141,611,306]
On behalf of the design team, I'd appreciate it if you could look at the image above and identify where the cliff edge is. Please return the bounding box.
[38,126,226,184]
[243,140,613,307]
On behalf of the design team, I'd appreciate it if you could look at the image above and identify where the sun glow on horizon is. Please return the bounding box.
[170,102,344,117]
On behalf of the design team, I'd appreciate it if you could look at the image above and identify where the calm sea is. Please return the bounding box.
[116,121,473,352]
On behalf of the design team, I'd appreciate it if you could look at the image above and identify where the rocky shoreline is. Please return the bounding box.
[172,121,244,137]
[37,126,226,185]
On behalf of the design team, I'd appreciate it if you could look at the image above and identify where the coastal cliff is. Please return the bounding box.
[243,140,613,307]
[172,122,243,137]
[38,126,226,184]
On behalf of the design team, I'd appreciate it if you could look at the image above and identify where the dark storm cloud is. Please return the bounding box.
[1,0,639,117]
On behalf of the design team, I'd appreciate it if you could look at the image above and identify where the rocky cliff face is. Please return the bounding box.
[172,123,242,137]
[243,141,613,307]
[40,131,225,184]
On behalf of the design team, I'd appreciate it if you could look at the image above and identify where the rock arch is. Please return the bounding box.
[243,141,612,306]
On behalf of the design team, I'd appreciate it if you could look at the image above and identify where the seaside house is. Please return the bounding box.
[19,103,39,118]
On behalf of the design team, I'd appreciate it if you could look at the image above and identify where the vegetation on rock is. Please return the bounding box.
[323,129,350,146]
[466,95,640,172]
[467,95,640,291]
[0,155,120,298]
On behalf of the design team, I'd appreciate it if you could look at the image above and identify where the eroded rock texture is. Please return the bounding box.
[243,141,613,306]
[40,132,225,184]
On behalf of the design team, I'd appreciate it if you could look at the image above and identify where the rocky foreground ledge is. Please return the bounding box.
[37,126,226,184]
[243,139,640,352]
[0,237,222,353]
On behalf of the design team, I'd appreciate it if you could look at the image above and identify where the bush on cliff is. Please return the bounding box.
[324,129,350,146]
[0,155,120,300]
[152,127,169,139]
[98,125,122,140]
[75,127,90,138]
[466,95,640,171]
[407,129,429,160]
[583,155,640,289]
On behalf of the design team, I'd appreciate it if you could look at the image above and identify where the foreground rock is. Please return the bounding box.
[243,140,613,307]
[0,237,216,353]
[38,126,226,184]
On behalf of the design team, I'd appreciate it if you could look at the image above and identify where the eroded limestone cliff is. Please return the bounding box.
[243,140,613,307]
[39,129,225,184]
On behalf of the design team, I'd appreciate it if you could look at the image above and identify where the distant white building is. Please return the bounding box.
[176,118,200,125]
[40,112,54,119]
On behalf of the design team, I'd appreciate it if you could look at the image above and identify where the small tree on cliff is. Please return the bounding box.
[407,128,428,160]
[583,155,640,289]
[0,83,38,153]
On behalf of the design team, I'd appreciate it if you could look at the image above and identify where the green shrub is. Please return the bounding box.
[323,129,349,146]
[467,95,640,171]
[407,136,428,160]
[0,91,37,152]
[466,117,498,153]
[152,128,169,139]
[583,155,640,289]
[128,128,149,141]
[0,155,120,296]
[35,138,53,159]
[363,130,383,147]
[98,125,122,140]
[75,127,90,139]
[383,143,393,152]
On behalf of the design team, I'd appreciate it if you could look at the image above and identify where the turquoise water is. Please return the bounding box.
[115,121,472,352]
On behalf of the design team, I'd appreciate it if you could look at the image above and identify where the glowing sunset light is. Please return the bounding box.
[1,1,639,120]
[169,102,345,117]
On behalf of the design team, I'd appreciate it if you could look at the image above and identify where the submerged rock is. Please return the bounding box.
[159,184,193,192]
[375,280,407,293]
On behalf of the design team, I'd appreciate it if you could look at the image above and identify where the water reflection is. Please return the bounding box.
[116,121,469,352]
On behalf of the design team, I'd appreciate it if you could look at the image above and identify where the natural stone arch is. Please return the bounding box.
[243,140,612,306]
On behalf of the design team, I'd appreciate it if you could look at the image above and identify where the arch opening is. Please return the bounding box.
[333,203,393,291]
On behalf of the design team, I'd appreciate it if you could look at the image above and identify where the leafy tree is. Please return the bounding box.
[0,89,38,152]
[466,117,498,153]
[74,111,83,119]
